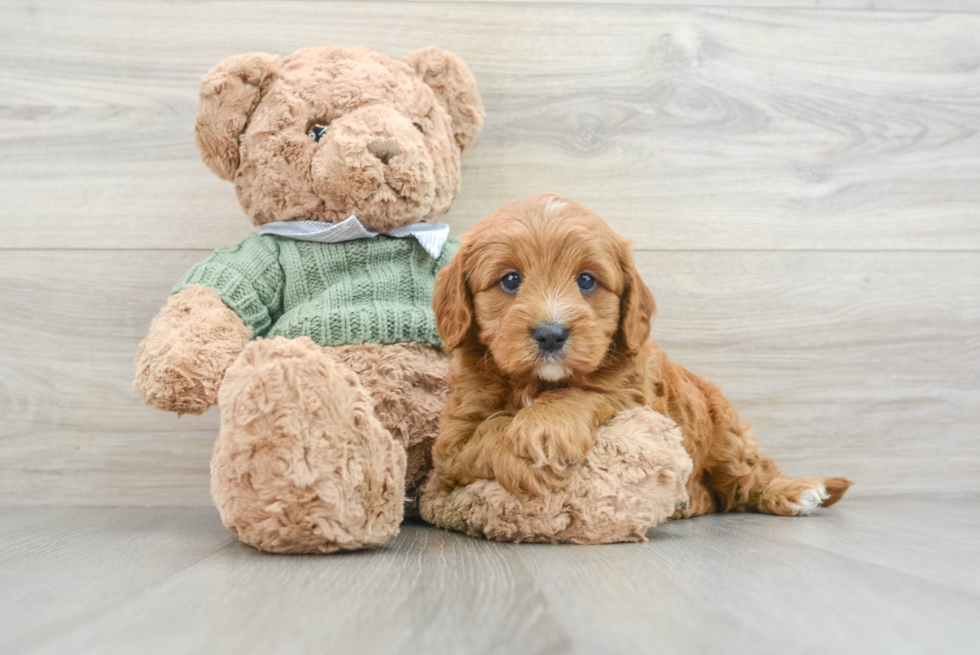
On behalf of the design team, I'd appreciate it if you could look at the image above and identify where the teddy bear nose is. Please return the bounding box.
[367,138,399,165]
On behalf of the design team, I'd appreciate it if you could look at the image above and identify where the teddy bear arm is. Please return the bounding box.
[134,285,251,415]
[421,407,693,544]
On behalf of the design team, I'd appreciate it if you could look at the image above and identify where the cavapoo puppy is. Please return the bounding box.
[432,193,851,517]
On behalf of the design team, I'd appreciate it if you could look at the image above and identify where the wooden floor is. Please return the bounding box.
[1,497,977,655]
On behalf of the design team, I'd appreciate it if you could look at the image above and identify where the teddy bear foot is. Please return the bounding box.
[211,337,407,553]
[420,407,693,544]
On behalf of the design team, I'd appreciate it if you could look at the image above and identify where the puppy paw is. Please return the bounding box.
[758,476,850,517]
[491,451,567,497]
[505,411,593,484]
[791,486,829,516]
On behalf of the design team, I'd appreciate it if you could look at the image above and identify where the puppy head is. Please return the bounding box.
[434,194,655,382]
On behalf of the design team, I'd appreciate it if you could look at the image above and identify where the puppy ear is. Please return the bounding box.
[403,47,485,151]
[618,239,657,355]
[195,53,279,181]
[433,245,474,352]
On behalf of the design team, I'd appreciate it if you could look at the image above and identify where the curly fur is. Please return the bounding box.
[327,343,450,515]
[212,337,406,553]
[431,194,852,525]
[195,46,484,230]
[421,408,692,544]
[135,46,483,553]
[133,285,251,415]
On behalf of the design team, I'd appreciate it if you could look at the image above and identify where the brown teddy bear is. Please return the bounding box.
[135,46,484,553]
[135,45,691,553]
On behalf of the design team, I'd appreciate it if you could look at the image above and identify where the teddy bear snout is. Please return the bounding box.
[308,108,437,231]
[367,138,399,165]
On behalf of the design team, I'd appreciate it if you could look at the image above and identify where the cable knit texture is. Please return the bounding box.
[174,234,459,347]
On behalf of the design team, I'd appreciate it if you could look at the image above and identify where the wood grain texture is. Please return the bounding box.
[0,251,219,507]
[1,1,979,250]
[1,249,976,505]
[2,499,978,655]
[0,507,237,655]
[397,1,980,11]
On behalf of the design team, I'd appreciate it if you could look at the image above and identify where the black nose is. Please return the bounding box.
[532,323,570,353]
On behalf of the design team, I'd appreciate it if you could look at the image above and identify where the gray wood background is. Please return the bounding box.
[1,0,978,505]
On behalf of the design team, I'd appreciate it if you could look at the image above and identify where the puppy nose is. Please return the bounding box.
[532,323,570,353]
[367,138,399,165]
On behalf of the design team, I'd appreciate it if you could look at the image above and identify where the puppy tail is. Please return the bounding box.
[821,477,853,508]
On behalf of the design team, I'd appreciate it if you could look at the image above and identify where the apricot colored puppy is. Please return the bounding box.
[432,194,850,517]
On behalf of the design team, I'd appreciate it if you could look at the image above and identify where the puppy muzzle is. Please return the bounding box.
[532,322,569,354]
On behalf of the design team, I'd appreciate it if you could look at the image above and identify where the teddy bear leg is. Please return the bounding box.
[211,337,406,553]
[325,343,450,516]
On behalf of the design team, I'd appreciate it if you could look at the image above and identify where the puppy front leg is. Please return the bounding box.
[434,414,570,496]
[507,389,636,481]
[434,415,512,488]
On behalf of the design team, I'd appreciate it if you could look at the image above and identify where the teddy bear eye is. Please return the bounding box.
[307,123,329,142]
[413,121,424,134]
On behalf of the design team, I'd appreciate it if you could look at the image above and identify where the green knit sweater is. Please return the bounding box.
[174,234,458,347]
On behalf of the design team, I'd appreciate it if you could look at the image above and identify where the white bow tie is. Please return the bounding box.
[259,215,451,259]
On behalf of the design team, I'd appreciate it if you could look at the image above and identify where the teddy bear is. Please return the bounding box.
[135,45,692,553]
[134,46,484,553]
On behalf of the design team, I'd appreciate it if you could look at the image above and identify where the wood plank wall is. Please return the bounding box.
[1,0,978,505]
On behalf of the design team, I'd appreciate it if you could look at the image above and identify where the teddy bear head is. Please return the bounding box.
[195,46,484,232]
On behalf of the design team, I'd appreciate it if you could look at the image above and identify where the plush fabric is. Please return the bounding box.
[420,408,692,544]
[195,46,483,230]
[174,233,459,347]
[134,46,483,553]
[212,337,407,553]
[134,285,252,415]
[326,342,451,515]
[137,47,696,552]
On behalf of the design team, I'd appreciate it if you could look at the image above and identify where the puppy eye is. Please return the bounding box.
[413,121,425,134]
[576,273,597,293]
[500,272,522,293]
[307,123,329,142]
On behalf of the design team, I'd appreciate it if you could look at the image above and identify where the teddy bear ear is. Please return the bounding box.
[195,53,279,181]
[403,47,485,151]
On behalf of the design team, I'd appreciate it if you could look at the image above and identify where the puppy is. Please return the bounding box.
[432,194,851,517]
